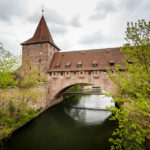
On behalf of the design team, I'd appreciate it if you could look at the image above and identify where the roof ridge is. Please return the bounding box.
[57,47,121,53]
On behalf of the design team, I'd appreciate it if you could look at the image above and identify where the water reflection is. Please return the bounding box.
[64,95,115,125]
[3,94,117,150]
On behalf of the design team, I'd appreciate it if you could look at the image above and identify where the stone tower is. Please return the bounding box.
[21,15,60,72]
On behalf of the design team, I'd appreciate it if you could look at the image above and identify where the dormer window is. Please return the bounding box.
[77,61,82,68]
[66,62,71,68]
[55,64,60,68]
[93,60,98,67]
[109,60,115,66]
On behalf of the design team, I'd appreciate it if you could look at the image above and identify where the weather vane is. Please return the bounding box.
[42,4,44,15]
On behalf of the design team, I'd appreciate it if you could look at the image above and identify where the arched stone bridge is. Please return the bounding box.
[46,70,116,106]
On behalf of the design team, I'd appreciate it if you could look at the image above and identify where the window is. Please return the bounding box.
[28,51,30,56]
[128,61,133,64]
[53,72,56,75]
[38,73,40,76]
[95,71,97,74]
[41,43,44,48]
[109,60,115,66]
[104,71,107,75]
[88,71,91,75]
[30,66,31,70]
[93,64,98,67]
[93,61,98,67]
[39,59,42,63]
[33,45,36,48]
[61,72,63,76]
[66,72,69,75]
[66,63,71,68]
[80,71,83,74]
[40,51,42,55]
[50,72,52,76]
[74,72,76,75]
[77,61,82,68]
[55,65,60,68]
[26,45,29,49]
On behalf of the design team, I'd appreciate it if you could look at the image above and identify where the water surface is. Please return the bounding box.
[4,94,117,150]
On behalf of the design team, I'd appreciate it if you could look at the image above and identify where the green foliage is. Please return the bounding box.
[0,72,18,88]
[0,43,19,72]
[0,44,19,88]
[0,44,46,141]
[19,67,47,88]
[108,19,150,149]
[8,100,16,116]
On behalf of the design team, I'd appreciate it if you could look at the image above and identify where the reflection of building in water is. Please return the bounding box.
[65,95,114,125]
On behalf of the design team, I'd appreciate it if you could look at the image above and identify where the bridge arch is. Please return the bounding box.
[47,72,117,106]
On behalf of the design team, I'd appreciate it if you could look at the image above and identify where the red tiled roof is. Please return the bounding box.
[49,47,124,72]
[21,16,60,50]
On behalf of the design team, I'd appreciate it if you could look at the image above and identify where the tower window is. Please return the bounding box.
[28,51,30,56]
[39,59,42,63]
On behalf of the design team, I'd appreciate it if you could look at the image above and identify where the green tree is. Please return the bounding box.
[108,20,150,150]
[0,43,19,88]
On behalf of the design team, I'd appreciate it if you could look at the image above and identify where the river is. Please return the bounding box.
[3,94,117,150]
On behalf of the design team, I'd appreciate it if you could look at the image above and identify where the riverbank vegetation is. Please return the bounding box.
[108,20,150,149]
[0,44,47,141]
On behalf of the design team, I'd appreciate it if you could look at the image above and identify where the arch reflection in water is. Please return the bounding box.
[64,95,115,125]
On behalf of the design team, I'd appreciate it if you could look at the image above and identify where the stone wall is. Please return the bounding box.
[22,42,58,72]
[47,70,116,105]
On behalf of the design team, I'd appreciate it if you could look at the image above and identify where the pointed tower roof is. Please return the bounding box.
[21,16,60,50]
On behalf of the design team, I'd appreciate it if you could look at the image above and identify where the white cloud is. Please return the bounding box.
[70,15,82,27]
[0,0,150,55]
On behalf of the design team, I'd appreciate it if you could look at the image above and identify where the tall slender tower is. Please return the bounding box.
[21,15,60,72]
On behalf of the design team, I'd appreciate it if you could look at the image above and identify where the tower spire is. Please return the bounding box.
[21,15,60,50]
[42,4,44,16]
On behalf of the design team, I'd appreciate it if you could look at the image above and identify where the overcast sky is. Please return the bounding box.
[0,0,150,55]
